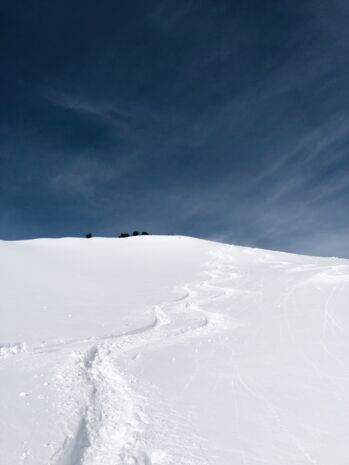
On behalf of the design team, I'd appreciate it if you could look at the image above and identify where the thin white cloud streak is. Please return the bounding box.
[256,116,349,183]
[43,90,131,126]
[306,170,349,205]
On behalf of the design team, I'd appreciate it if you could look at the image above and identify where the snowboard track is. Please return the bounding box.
[51,245,241,465]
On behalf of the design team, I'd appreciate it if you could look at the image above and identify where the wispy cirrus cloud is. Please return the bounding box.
[43,90,131,126]
[2,0,349,257]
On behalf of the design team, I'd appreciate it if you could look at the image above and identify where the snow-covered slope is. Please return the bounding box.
[0,236,348,465]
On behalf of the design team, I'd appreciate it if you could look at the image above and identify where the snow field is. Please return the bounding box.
[0,236,348,464]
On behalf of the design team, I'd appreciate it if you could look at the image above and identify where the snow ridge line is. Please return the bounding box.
[52,245,240,465]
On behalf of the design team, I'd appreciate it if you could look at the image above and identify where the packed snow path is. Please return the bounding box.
[0,236,348,465]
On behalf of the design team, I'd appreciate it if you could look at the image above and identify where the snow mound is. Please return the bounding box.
[0,342,27,358]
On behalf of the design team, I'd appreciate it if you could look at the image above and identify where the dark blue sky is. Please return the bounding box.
[1,0,349,256]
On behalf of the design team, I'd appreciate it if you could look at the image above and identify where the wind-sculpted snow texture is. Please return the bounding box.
[0,236,348,464]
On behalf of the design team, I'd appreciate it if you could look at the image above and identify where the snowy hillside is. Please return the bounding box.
[0,235,348,465]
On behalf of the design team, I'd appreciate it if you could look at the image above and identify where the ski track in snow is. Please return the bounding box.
[2,241,349,465]
[48,246,240,465]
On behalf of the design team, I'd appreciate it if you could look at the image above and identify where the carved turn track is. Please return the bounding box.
[51,246,239,465]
